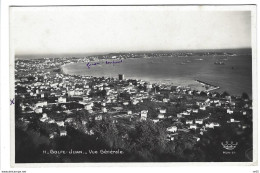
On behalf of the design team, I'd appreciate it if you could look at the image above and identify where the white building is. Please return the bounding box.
[186,120,193,124]
[35,101,47,107]
[195,119,203,124]
[158,114,165,119]
[140,110,148,120]
[95,115,102,121]
[199,106,206,110]
[167,126,178,133]
[35,107,43,114]
[227,109,234,114]
[159,109,166,114]
[58,97,66,103]
[177,113,183,118]
[60,130,67,136]
[40,113,48,122]
[102,107,107,113]
[56,121,65,127]
[192,109,199,113]
[152,119,160,123]
[190,124,197,130]
[85,104,93,110]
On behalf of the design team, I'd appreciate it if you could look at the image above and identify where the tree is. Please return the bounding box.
[242,92,249,100]
[221,91,230,97]
[129,120,167,153]
[200,91,207,97]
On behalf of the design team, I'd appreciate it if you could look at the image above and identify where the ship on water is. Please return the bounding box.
[214,61,225,65]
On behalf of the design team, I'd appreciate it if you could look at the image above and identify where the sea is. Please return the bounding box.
[62,50,252,98]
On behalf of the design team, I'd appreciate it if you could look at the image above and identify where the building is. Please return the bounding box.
[40,113,48,122]
[35,107,43,114]
[227,109,234,114]
[60,130,67,136]
[159,109,166,114]
[186,120,193,124]
[102,107,107,113]
[58,97,66,103]
[190,124,197,130]
[95,115,102,121]
[195,119,203,124]
[140,110,148,120]
[152,119,160,123]
[158,114,165,119]
[119,74,124,81]
[56,121,65,127]
[167,126,178,133]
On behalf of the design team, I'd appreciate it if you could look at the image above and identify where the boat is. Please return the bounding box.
[214,61,225,65]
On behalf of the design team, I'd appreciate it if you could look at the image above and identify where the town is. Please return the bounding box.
[14,53,253,162]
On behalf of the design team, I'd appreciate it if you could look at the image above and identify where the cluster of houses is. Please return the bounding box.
[15,57,253,143]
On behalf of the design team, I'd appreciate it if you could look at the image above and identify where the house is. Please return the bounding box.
[192,109,199,113]
[190,124,197,130]
[177,113,183,118]
[205,122,220,128]
[127,110,132,115]
[102,107,107,113]
[48,119,55,124]
[214,100,220,103]
[58,97,66,103]
[195,119,203,124]
[166,126,178,133]
[85,104,93,110]
[187,108,192,113]
[215,102,221,107]
[123,101,129,106]
[243,111,247,115]
[68,90,75,96]
[182,111,190,116]
[193,136,200,142]
[35,101,47,107]
[229,118,240,123]
[226,96,231,101]
[140,110,148,120]
[159,109,166,114]
[163,98,170,103]
[152,119,160,123]
[49,133,55,139]
[186,120,193,124]
[199,106,206,110]
[141,110,148,116]
[95,115,102,121]
[65,118,73,123]
[158,114,165,119]
[60,130,67,136]
[56,121,65,127]
[205,98,210,103]
[40,113,48,122]
[82,120,88,125]
[132,100,139,105]
[35,107,43,114]
[227,109,233,114]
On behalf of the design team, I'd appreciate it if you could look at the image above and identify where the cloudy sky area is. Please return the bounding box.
[10,6,251,55]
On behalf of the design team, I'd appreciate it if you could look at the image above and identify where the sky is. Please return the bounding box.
[10,6,252,55]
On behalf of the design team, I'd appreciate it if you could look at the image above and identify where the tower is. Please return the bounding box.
[119,74,124,81]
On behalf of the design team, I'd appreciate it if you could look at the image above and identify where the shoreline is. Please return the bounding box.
[59,58,250,98]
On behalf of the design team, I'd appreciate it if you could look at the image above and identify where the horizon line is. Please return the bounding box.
[15,47,252,57]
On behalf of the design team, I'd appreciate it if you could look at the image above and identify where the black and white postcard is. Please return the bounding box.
[9,5,257,166]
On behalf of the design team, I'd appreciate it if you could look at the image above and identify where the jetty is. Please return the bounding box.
[195,80,220,92]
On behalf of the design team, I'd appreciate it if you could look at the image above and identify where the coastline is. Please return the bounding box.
[58,56,250,97]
